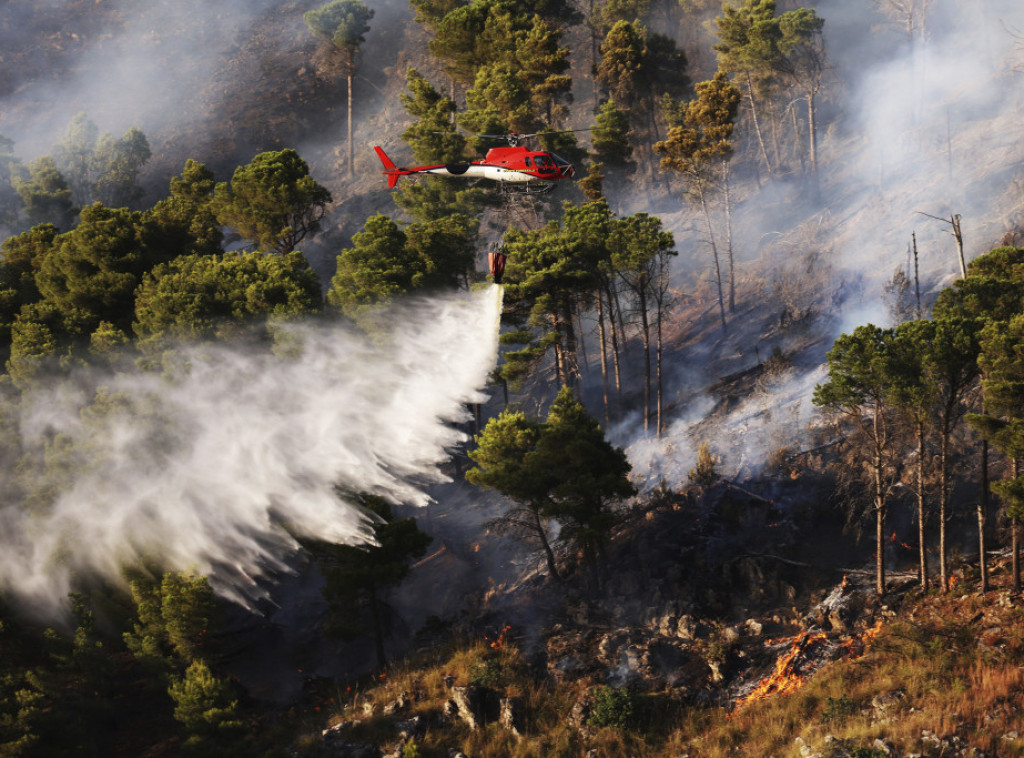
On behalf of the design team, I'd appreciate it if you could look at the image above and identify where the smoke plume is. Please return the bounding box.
[0,286,502,618]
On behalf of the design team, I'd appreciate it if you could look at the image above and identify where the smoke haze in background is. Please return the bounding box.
[0,0,280,156]
[621,0,1024,489]
[0,286,502,618]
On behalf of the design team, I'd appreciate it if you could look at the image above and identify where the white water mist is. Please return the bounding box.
[0,286,502,618]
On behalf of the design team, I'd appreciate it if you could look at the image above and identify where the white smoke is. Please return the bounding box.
[615,1,1024,485]
[0,286,502,618]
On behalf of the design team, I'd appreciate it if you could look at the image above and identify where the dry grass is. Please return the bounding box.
[306,583,1024,757]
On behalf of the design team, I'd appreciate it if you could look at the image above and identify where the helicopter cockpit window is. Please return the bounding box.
[534,155,553,167]
[525,156,533,166]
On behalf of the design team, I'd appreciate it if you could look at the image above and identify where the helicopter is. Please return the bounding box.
[373,132,577,194]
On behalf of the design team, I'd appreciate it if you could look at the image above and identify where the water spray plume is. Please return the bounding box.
[0,287,502,619]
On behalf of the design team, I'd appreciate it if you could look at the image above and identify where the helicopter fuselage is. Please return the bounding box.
[374,145,574,190]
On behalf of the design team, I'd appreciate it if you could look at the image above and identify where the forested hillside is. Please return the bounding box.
[1,0,1024,755]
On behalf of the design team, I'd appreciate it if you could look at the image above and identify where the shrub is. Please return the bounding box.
[688,442,720,487]
[468,657,502,688]
[822,694,855,725]
[586,685,637,730]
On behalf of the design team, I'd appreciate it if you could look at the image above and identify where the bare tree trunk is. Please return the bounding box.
[1014,459,1021,593]
[916,419,928,590]
[533,507,561,581]
[639,287,651,436]
[575,301,588,380]
[597,292,611,423]
[807,89,819,201]
[697,182,727,332]
[1014,517,1021,593]
[767,98,782,173]
[951,214,966,279]
[790,104,806,175]
[656,297,664,437]
[347,73,355,179]
[550,313,566,388]
[978,434,989,592]
[939,419,950,591]
[604,281,624,418]
[723,161,736,313]
[745,72,774,176]
[874,411,886,596]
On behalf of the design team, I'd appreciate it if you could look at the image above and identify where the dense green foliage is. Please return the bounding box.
[467,386,634,577]
[212,149,332,254]
[328,212,478,318]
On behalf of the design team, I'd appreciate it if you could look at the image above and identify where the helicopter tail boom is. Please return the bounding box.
[374,146,409,188]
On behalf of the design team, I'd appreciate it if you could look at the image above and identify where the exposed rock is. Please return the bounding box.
[546,629,595,682]
[871,689,905,715]
[382,692,409,716]
[450,685,498,730]
[320,718,384,757]
[872,737,894,756]
[676,614,707,640]
[395,715,425,741]
[568,696,592,727]
[794,735,822,758]
[499,696,525,739]
[441,698,459,723]
[722,625,742,645]
[803,579,871,633]
[708,659,725,684]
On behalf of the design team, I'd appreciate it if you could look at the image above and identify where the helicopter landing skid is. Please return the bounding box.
[500,181,555,196]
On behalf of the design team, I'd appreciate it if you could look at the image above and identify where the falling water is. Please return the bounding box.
[0,286,503,618]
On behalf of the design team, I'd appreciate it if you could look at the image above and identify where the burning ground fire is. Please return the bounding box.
[732,619,884,711]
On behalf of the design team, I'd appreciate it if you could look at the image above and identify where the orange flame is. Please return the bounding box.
[735,632,828,709]
[486,624,512,650]
[736,620,885,711]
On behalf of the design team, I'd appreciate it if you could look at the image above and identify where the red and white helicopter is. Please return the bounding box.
[374,133,576,194]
